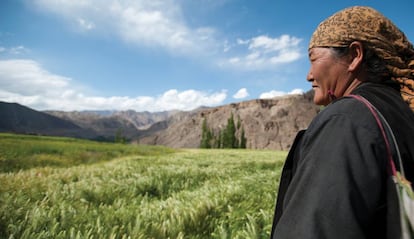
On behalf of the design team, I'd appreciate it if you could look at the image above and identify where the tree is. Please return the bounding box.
[115,128,126,144]
[215,129,222,148]
[200,118,213,148]
[239,127,247,148]
[199,113,247,149]
[222,113,237,148]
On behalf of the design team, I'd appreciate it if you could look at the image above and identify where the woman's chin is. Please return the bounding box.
[313,94,330,106]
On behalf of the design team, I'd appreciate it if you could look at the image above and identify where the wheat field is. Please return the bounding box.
[0,133,286,239]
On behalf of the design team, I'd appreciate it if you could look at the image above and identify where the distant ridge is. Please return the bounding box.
[45,109,178,140]
[137,91,320,150]
[0,101,96,138]
[0,91,319,150]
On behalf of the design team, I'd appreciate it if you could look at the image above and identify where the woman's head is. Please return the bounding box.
[307,43,364,105]
[308,6,414,109]
[331,45,389,83]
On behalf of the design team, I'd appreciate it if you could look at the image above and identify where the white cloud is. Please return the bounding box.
[221,34,302,70]
[29,0,304,68]
[233,88,249,99]
[259,88,304,99]
[237,38,249,45]
[0,59,70,96]
[31,0,217,56]
[10,46,30,55]
[0,59,227,111]
[289,88,305,95]
[223,40,231,52]
[77,18,95,30]
[154,89,227,110]
[0,45,30,55]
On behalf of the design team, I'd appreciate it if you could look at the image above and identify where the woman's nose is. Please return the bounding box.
[306,70,313,82]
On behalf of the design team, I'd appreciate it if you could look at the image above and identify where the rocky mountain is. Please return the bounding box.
[0,91,320,150]
[45,110,178,140]
[0,101,96,138]
[137,91,320,151]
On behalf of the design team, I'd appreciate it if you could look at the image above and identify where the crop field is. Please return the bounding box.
[0,133,286,239]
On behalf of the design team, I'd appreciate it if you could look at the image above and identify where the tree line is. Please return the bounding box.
[200,113,247,149]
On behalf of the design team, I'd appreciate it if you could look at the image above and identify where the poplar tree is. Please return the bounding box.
[222,113,236,148]
[239,127,247,148]
[200,118,212,148]
[200,113,247,149]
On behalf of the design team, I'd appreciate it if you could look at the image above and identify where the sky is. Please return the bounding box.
[1,0,413,112]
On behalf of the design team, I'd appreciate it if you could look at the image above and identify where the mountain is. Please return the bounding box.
[0,91,320,150]
[45,110,178,140]
[0,101,96,138]
[137,91,320,151]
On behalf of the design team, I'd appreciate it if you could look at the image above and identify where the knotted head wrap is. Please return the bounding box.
[309,6,414,111]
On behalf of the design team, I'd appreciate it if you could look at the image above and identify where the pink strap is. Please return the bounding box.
[347,94,398,176]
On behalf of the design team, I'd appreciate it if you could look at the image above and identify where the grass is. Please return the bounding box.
[0,133,286,238]
[0,133,175,173]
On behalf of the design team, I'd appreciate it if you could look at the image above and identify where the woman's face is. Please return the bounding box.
[307,47,351,105]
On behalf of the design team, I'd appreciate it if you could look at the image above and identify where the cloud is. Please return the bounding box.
[77,18,95,30]
[0,59,70,96]
[233,88,249,99]
[237,38,249,45]
[0,59,227,111]
[259,88,304,99]
[153,89,227,111]
[31,0,217,56]
[0,45,30,55]
[29,0,304,66]
[221,34,302,70]
[9,46,30,55]
[289,88,305,95]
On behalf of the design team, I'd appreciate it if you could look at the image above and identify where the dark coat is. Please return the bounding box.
[270,82,414,239]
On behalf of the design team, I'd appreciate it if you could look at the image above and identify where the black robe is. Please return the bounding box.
[270,82,414,239]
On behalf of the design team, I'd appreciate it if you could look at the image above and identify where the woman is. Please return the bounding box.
[270,6,414,239]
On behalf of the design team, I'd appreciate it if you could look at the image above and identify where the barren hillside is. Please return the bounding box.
[138,91,319,150]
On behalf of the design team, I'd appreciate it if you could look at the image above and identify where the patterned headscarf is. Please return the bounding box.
[309,6,414,111]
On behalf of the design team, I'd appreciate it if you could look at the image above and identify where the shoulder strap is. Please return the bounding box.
[347,94,404,177]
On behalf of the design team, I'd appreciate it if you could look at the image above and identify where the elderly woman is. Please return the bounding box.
[270,6,414,239]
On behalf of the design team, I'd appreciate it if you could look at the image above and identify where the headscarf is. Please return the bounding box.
[309,6,414,111]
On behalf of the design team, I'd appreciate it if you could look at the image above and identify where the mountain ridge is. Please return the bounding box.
[0,101,97,139]
[0,92,319,150]
[137,91,319,150]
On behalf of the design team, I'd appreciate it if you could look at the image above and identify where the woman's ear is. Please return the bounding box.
[348,41,364,72]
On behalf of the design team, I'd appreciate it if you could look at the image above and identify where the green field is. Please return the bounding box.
[0,133,286,239]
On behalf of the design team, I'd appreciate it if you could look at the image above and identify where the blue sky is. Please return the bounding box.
[1,0,413,112]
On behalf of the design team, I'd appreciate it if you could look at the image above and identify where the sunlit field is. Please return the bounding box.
[0,133,286,239]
